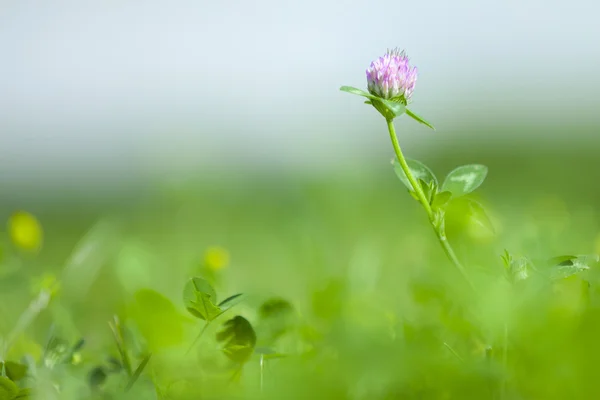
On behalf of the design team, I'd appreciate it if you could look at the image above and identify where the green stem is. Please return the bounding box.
[443,341,464,362]
[125,353,152,392]
[386,118,434,220]
[386,118,474,290]
[186,321,211,355]
[260,354,265,392]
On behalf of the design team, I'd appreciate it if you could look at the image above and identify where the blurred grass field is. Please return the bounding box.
[2,132,600,399]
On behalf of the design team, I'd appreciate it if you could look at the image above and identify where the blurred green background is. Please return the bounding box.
[2,130,600,398]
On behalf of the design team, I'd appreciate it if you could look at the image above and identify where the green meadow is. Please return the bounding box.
[2,129,600,399]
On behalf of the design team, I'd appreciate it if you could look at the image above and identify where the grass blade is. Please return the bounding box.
[108,316,133,377]
[125,353,152,392]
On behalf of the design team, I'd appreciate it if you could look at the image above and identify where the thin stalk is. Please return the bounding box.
[185,305,237,356]
[443,341,464,363]
[186,321,211,355]
[260,354,265,392]
[108,316,133,377]
[125,353,152,392]
[386,118,474,290]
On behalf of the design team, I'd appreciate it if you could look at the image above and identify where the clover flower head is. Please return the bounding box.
[366,48,418,102]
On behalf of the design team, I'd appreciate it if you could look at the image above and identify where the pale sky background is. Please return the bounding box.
[1,0,599,188]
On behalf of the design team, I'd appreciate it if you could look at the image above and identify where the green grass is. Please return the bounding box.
[2,143,600,399]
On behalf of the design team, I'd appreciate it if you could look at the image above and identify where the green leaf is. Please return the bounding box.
[216,316,257,364]
[442,164,488,197]
[42,336,73,370]
[88,366,108,389]
[550,263,589,281]
[408,191,420,201]
[218,293,244,309]
[185,277,217,303]
[418,179,438,205]
[258,298,297,342]
[14,388,30,399]
[547,255,578,266]
[406,108,435,130]
[547,254,598,281]
[108,316,133,377]
[428,178,438,194]
[432,191,452,209]
[506,256,533,283]
[418,178,435,205]
[183,277,221,321]
[259,298,294,319]
[392,158,438,193]
[0,376,18,400]
[131,289,185,349]
[0,363,26,382]
[501,249,513,269]
[188,293,222,322]
[125,354,152,392]
[465,199,495,234]
[339,86,374,99]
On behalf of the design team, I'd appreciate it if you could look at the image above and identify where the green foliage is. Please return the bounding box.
[545,254,597,281]
[183,277,221,321]
[216,316,257,364]
[183,277,243,323]
[391,159,494,242]
[503,252,533,284]
[14,388,29,399]
[259,297,294,319]
[0,363,26,383]
[130,289,185,349]
[258,297,297,343]
[340,87,435,127]
[0,377,18,400]
[432,191,452,209]
[125,354,152,392]
[88,366,107,390]
[463,198,495,234]
[392,158,438,195]
[3,160,600,399]
[218,293,244,309]
[41,336,85,370]
[502,252,596,285]
[441,164,488,197]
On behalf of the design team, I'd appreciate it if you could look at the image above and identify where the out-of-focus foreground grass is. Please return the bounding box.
[2,136,600,399]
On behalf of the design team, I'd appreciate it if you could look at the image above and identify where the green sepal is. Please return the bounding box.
[406,108,435,130]
[340,86,406,119]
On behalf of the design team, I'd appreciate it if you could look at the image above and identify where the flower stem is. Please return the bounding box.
[386,118,474,290]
